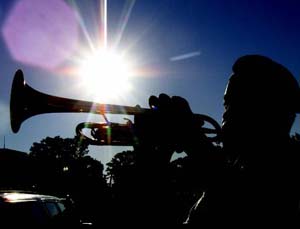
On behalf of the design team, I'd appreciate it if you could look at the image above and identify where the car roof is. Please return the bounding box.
[0,191,63,203]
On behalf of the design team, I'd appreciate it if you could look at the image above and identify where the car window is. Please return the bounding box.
[57,202,66,212]
[45,202,60,217]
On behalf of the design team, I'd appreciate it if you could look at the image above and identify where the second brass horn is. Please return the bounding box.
[10,69,148,133]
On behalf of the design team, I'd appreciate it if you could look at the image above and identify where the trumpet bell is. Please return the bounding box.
[10,69,26,133]
[10,69,54,133]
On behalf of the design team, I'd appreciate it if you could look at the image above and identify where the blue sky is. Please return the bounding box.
[0,0,299,166]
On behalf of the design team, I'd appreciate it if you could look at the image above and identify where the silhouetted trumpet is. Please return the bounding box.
[10,69,221,145]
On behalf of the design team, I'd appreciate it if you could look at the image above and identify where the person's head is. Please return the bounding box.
[222,55,299,153]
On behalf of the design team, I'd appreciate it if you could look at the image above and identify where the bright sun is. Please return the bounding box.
[78,49,132,102]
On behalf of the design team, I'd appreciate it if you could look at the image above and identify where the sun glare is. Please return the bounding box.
[79,49,132,102]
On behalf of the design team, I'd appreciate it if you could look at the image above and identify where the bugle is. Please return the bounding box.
[10,69,221,145]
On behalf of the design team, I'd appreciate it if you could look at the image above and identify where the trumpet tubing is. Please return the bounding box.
[10,69,149,133]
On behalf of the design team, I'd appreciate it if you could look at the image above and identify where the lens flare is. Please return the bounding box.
[1,0,79,70]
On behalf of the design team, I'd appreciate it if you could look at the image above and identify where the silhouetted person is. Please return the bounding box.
[113,54,300,226]
[185,55,300,226]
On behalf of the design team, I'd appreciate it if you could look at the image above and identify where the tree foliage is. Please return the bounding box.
[29,136,105,194]
[30,135,89,160]
[106,150,137,186]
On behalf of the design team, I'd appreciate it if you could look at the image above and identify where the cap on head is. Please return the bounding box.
[226,55,300,113]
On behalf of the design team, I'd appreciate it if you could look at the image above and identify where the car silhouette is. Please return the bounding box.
[0,190,92,228]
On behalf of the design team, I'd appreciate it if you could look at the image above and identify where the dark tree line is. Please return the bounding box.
[5,133,299,225]
[2,134,244,225]
[29,136,105,193]
[28,136,109,224]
